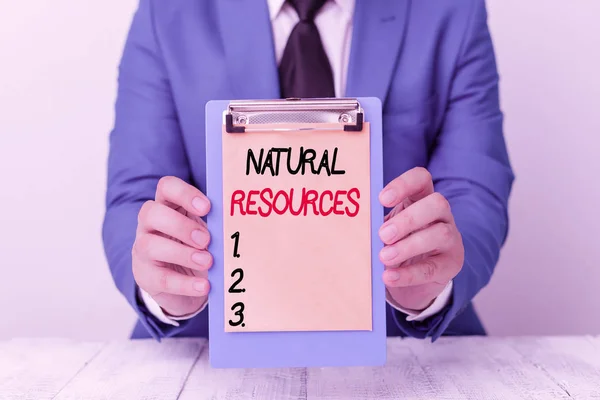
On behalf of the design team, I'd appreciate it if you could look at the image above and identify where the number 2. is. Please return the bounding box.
[228,268,245,293]
[228,302,245,327]
[231,231,241,258]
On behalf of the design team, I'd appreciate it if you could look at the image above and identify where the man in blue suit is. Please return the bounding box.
[103,0,513,340]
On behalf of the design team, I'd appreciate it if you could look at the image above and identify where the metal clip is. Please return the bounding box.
[224,98,364,133]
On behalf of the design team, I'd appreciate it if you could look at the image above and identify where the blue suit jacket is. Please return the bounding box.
[103,0,514,341]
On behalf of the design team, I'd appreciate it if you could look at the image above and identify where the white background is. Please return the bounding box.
[0,0,599,340]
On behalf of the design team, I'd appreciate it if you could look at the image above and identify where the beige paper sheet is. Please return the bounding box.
[222,123,372,332]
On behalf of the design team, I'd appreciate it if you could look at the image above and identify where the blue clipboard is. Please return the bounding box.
[205,97,385,368]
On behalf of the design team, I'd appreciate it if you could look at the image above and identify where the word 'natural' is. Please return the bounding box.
[247,147,346,176]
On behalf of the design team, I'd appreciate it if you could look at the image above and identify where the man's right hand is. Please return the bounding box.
[132,176,213,318]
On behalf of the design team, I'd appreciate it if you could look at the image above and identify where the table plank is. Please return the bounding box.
[178,349,305,400]
[54,338,205,400]
[509,336,600,399]
[413,337,573,399]
[0,338,104,400]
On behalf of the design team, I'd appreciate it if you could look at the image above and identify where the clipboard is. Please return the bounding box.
[205,98,386,368]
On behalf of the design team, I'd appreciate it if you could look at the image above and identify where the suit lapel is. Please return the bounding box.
[345,0,410,103]
[216,0,280,99]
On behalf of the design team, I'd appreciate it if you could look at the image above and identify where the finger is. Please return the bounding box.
[138,201,210,249]
[379,222,455,266]
[379,167,434,208]
[156,176,211,217]
[191,214,208,229]
[379,192,453,245]
[134,233,213,271]
[135,263,210,297]
[383,256,452,287]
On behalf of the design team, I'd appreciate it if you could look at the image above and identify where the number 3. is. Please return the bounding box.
[228,302,245,327]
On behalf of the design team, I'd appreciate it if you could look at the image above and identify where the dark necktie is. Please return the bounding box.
[278,0,336,98]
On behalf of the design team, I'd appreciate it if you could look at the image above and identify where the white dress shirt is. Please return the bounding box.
[141,0,453,327]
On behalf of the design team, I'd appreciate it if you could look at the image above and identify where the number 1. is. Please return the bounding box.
[231,231,241,258]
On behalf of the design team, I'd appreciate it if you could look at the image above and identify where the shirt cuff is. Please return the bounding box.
[139,288,207,327]
[386,280,453,322]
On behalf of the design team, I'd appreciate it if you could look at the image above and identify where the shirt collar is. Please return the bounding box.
[267,0,356,21]
[267,0,286,20]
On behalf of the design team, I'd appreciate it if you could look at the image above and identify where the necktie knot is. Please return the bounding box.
[279,0,335,98]
[288,0,329,22]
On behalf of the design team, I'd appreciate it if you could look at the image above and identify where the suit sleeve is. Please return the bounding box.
[391,0,514,339]
[102,0,197,340]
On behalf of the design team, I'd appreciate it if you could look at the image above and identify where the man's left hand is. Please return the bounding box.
[378,167,464,312]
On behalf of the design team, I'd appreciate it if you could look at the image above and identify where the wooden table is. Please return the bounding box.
[1,336,599,399]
